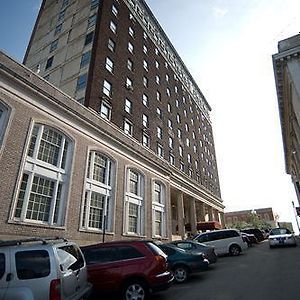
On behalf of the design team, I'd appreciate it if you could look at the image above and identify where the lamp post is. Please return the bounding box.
[291,201,300,233]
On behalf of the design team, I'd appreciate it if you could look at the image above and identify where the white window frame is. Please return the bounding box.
[125,98,132,114]
[152,181,166,238]
[142,114,148,128]
[105,57,114,73]
[124,169,145,235]
[100,101,111,120]
[103,80,112,97]
[142,133,150,147]
[13,124,72,226]
[110,20,117,34]
[124,119,133,136]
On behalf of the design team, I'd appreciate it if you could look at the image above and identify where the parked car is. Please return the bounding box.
[193,229,248,256]
[268,227,297,248]
[241,228,265,242]
[240,232,258,247]
[0,237,92,300]
[170,240,217,264]
[81,240,173,299]
[158,243,209,283]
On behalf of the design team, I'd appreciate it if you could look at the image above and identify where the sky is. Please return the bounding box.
[0,0,300,231]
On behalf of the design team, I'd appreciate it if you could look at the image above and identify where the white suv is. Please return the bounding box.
[193,229,247,256]
[0,237,92,300]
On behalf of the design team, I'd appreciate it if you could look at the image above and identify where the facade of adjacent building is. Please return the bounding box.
[225,208,276,228]
[273,34,300,207]
[0,0,224,244]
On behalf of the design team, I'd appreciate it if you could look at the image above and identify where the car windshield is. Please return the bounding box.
[270,228,291,235]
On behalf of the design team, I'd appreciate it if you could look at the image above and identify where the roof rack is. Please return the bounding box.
[0,237,68,247]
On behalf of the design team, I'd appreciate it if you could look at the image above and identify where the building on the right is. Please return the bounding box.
[273,34,300,207]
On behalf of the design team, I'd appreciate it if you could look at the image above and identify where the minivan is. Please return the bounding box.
[193,229,247,256]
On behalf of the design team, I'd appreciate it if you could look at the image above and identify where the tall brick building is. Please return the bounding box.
[0,0,224,243]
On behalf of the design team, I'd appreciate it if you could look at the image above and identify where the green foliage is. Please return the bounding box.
[230,212,272,231]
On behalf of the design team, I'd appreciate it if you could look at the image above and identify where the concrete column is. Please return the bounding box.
[213,209,220,222]
[197,202,206,222]
[189,198,197,235]
[207,206,213,221]
[219,212,225,228]
[177,192,185,239]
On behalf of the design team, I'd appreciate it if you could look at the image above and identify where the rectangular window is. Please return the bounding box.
[128,203,138,233]
[125,98,132,114]
[157,144,163,157]
[84,31,94,46]
[169,154,175,165]
[129,26,134,37]
[129,170,138,195]
[143,77,148,88]
[100,102,111,120]
[58,9,66,22]
[142,114,148,128]
[156,107,162,118]
[50,39,58,52]
[124,120,133,136]
[112,4,118,16]
[62,0,69,8]
[54,24,62,35]
[88,14,97,28]
[76,73,87,91]
[127,59,133,71]
[108,38,115,52]
[156,91,161,101]
[142,94,148,106]
[45,56,54,70]
[142,134,150,147]
[126,78,133,90]
[157,127,162,139]
[105,57,114,73]
[143,45,148,54]
[103,80,112,97]
[80,51,91,68]
[110,21,117,34]
[91,0,99,10]
[128,42,134,53]
[169,137,173,148]
[143,60,148,71]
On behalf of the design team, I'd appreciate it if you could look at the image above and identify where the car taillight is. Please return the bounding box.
[50,279,61,300]
[155,255,167,268]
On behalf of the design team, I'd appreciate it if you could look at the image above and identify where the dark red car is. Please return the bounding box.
[81,240,173,299]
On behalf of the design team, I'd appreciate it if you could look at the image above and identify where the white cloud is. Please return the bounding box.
[212,6,228,18]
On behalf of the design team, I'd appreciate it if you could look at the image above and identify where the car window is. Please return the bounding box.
[160,246,176,256]
[196,234,208,243]
[0,253,5,279]
[15,250,50,279]
[147,242,167,258]
[118,246,144,260]
[82,247,118,264]
[270,228,291,235]
[58,245,84,271]
[177,242,192,250]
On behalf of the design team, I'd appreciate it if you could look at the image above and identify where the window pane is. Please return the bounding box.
[129,170,138,195]
[128,203,138,233]
[93,153,107,183]
[89,191,105,229]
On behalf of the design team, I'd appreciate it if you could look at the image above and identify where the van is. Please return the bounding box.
[193,229,247,256]
[0,237,91,300]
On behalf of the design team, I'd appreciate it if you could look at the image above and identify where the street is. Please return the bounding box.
[152,240,300,300]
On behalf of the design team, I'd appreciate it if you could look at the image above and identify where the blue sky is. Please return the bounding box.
[1,0,300,230]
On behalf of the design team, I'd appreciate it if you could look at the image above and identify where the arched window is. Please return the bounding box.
[81,151,115,232]
[124,169,145,235]
[13,124,72,225]
[152,181,166,238]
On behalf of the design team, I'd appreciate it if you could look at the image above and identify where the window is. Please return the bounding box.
[167,119,172,129]
[165,74,169,82]
[126,77,133,90]
[108,38,115,52]
[103,80,112,97]
[166,88,170,97]
[50,39,58,52]
[143,32,147,40]
[14,124,72,225]
[157,127,162,139]
[128,26,134,37]
[58,9,66,22]
[88,14,97,28]
[0,102,10,148]
[125,98,132,114]
[143,76,148,88]
[105,57,114,73]
[195,160,198,169]
[62,0,69,8]
[156,91,161,101]
[176,99,179,107]
[143,45,148,54]
[155,75,160,85]
[127,59,133,71]
[76,73,87,91]
[91,0,99,10]
[184,110,187,117]
[124,169,144,235]
[45,56,54,70]
[155,48,159,55]
[180,162,184,172]
[155,61,159,69]
[186,138,190,147]
[124,119,133,136]
[179,146,183,157]
[84,31,94,46]
[100,101,111,120]
[112,4,118,16]
[177,129,182,139]
[167,103,171,112]
[168,137,173,148]
[142,94,148,106]
[175,86,178,93]
[187,154,191,163]
[128,42,134,53]
[142,134,150,147]
[176,114,181,123]
[143,60,148,71]
[81,151,115,232]
[142,114,148,128]
[152,181,166,237]
[110,21,117,34]
[80,51,91,68]
[157,144,163,157]
[169,154,175,165]
[156,107,162,118]
[54,24,62,35]
[185,124,189,132]
[193,145,197,153]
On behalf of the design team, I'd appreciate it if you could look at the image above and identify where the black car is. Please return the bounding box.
[158,243,209,283]
[241,229,264,242]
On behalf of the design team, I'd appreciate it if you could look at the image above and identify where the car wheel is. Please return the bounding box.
[122,280,148,300]
[173,266,188,283]
[229,244,241,256]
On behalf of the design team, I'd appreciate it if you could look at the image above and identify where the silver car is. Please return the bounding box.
[0,237,91,300]
[268,228,297,248]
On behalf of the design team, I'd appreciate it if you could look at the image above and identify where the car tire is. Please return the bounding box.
[229,244,241,256]
[122,280,148,300]
[173,265,188,283]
